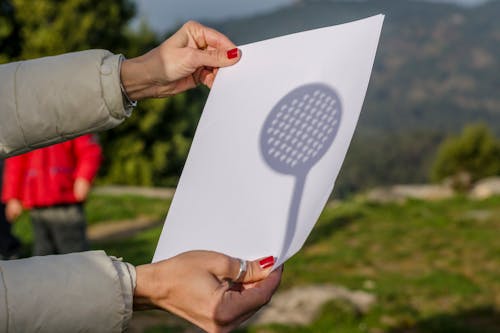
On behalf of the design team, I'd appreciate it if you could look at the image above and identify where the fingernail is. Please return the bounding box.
[227,48,239,59]
[259,256,275,269]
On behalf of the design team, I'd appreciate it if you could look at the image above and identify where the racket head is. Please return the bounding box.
[260,83,342,176]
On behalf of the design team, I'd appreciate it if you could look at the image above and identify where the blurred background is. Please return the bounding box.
[1,0,499,332]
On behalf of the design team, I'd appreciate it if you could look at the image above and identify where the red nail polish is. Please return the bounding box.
[227,48,239,59]
[259,256,275,269]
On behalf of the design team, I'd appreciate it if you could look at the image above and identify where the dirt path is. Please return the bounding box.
[88,216,161,242]
[93,185,175,199]
[87,185,173,241]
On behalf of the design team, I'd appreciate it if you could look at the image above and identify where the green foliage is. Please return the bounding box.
[98,87,209,186]
[431,124,500,186]
[11,0,135,58]
[2,0,199,187]
[335,131,444,197]
[0,0,21,63]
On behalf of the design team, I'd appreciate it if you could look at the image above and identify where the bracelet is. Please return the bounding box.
[118,55,138,110]
[120,81,138,108]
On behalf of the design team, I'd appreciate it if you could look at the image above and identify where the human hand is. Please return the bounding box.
[73,178,91,202]
[6,199,23,222]
[134,251,282,333]
[121,21,241,100]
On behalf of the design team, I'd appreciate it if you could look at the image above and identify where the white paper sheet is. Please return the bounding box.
[153,15,384,267]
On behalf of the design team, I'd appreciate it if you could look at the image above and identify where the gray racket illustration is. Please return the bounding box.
[260,83,342,260]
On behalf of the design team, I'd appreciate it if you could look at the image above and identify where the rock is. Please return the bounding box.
[248,284,376,326]
[470,177,500,199]
[365,184,454,203]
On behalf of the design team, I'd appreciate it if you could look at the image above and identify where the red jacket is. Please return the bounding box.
[2,135,102,208]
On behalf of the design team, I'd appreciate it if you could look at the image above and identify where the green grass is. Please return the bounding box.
[85,194,170,225]
[92,226,162,264]
[256,195,500,333]
[12,193,500,332]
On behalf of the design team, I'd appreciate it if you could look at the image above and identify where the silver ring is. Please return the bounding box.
[234,258,247,283]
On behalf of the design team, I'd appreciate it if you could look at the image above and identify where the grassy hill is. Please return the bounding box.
[17,191,495,333]
[208,0,500,195]
[99,193,500,333]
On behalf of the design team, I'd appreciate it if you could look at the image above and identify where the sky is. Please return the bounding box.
[132,0,294,34]
[132,0,491,34]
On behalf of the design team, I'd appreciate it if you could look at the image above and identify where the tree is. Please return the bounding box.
[99,86,210,186]
[11,0,135,58]
[3,1,208,187]
[0,0,21,63]
[431,123,500,189]
[94,22,210,187]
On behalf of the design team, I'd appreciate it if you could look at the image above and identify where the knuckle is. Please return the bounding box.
[214,49,224,62]
[183,20,196,29]
[245,261,255,280]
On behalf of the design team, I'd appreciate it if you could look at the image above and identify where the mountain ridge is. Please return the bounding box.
[212,0,499,130]
[207,0,500,194]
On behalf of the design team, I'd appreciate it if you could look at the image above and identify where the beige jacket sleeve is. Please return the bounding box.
[0,49,131,158]
[0,51,137,331]
[0,251,136,333]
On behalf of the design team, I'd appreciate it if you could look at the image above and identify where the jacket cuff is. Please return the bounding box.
[111,257,136,332]
[100,53,133,119]
[0,251,133,332]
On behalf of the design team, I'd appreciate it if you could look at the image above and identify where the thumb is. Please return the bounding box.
[241,256,276,284]
[188,47,240,70]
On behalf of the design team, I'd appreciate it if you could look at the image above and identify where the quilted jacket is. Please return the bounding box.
[0,50,135,332]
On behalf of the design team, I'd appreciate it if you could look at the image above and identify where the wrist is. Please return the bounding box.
[133,263,160,310]
[120,52,157,101]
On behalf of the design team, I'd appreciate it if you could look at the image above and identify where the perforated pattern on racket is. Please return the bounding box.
[261,83,342,175]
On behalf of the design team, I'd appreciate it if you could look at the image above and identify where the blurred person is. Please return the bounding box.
[2,134,101,256]
[0,160,21,260]
[0,21,282,332]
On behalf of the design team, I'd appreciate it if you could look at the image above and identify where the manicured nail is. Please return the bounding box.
[259,256,275,269]
[227,48,239,59]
